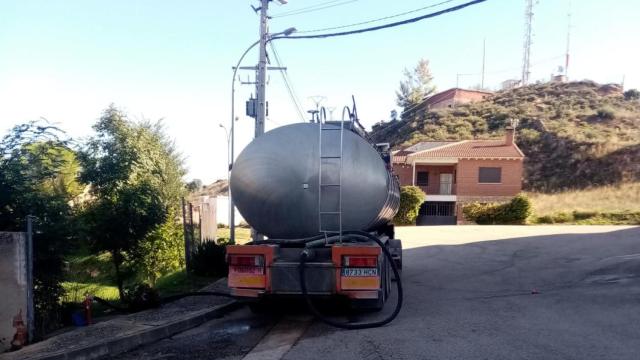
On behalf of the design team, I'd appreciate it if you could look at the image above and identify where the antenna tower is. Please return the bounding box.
[565,1,571,78]
[521,0,534,85]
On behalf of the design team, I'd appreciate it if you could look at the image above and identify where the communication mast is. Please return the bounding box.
[521,0,535,85]
[565,1,572,78]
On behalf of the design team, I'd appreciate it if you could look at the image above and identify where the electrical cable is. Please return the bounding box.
[269,42,306,122]
[296,0,456,34]
[299,230,403,329]
[272,0,487,40]
[271,0,358,18]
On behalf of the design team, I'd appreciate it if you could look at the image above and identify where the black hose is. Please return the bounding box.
[93,296,129,313]
[299,230,403,329]
[160,291,235,303]
[92,291,235,313]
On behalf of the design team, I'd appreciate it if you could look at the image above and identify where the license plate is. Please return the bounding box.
[341,267,378,277]
[230,265,264,275]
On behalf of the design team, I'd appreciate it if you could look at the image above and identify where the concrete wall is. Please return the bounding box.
[214,196,246,226]
[0,232,27,351]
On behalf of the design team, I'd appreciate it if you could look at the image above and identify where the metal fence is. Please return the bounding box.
[181,197,218,271]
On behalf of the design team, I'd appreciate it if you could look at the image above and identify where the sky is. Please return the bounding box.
[1,0,638,183]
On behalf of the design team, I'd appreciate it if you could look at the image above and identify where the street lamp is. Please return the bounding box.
[218,123,231,230]
[229,27,297,244]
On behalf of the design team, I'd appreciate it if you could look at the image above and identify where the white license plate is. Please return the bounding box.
[230,265,264,275]
[341,267,378,277]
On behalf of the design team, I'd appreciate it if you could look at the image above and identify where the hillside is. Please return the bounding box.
[371,81,640,191]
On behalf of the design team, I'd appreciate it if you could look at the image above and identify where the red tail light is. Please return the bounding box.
[343,256,377,267]
[229,255,264,266]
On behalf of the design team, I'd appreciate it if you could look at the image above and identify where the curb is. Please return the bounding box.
[3,300,241,360]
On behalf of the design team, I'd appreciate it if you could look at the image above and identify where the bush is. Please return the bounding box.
[596,107,616,120]
[190,241,228,277]
[463,193,532,224]
[394,186,426,225]
[623,89,640,100]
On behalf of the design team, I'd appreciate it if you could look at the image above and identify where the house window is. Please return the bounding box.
[478,167,502,183]
[416,171,429,186]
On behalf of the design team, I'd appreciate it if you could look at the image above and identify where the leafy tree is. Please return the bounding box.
[624,89,640,100]
[0,120,81,337]
[396,58,436,111]
[80,105,186,300]
[394,186,426,225]
[186,179,203,192]
[133,210,185,286]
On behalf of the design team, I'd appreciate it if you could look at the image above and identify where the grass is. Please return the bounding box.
[528,182,640,215]
[527,182,640,225]
[62,249,218,317]
[154,269,217,297]
[216,226,252,244]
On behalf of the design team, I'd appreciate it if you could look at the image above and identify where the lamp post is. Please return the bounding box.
[229,26,296,244]
[218,123,231,230]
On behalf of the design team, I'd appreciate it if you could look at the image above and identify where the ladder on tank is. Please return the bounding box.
[317,107,348,240]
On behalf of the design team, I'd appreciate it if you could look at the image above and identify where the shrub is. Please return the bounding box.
[623,89,640,100]
[190,241,228,277]
[463,193,532,224]
[394,186,426,225]
[596,107,616,120]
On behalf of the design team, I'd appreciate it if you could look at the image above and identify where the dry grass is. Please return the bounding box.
[216,227,252,244]
[527,182,640,215]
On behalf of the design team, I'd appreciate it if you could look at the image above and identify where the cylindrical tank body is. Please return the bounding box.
[230,123,399,239]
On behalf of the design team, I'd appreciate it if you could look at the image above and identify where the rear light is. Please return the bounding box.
[343,256,377,267]
[229,255,264,266]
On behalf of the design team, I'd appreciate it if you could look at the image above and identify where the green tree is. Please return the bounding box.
[133,210,185,286]
[0,121,81,337]
[396,58,436,111]
[624,89,640,100]
[80,105,186,300]
[186,179,203,192]
[394,186,426,225]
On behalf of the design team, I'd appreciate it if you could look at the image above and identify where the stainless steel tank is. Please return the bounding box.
[230,123,399,239]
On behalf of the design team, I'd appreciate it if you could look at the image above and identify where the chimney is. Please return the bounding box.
[505,126,515,146]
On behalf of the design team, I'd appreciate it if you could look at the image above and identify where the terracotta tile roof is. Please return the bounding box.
[393,140,524,164]
[392,150,411,163]
[409,140,524,159]
[404,141,455,152]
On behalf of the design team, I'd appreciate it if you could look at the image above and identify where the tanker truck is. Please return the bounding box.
[226,111,403,327]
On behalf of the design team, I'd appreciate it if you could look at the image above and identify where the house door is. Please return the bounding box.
[440,173,453,195]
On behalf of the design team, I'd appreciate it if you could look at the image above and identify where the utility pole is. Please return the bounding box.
[256,0,270,139]
[522,0,534,86]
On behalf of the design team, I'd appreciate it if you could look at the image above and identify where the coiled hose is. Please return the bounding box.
[299,230,403,329]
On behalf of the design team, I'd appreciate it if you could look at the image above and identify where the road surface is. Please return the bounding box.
[116,225,640,360]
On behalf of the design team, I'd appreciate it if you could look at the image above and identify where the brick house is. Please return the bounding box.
[392,127,524,225]
[403,88,493,119]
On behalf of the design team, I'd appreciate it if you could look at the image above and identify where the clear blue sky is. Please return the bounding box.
[1,0,638,182]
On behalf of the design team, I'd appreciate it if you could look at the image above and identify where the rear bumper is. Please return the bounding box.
[227,244,383,300]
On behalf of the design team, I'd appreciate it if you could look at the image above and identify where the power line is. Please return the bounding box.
[269,42,306,122]
[297,0,456,34]
[273,0,487,40]
[271,0,358,18]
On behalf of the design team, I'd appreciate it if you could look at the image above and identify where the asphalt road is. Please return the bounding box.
[118,225,640,360]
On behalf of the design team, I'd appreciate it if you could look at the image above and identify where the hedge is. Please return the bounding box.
[394,186,426,225]
[462,193,532,224]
